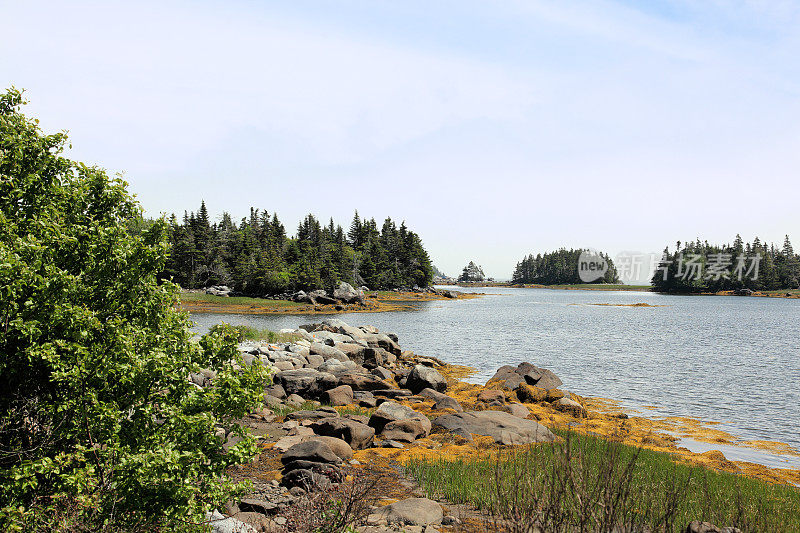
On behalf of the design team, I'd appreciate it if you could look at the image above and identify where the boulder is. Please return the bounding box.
[370,366,393,381]
[301,436,354,461]
[311,417,375,450]
[317,359,358,374]
[432,410,556,445]
[286,394,306,408]
[321,385,354,406]
[477,389,505,404]
[517,384,547,403]
[205,510,257,533]
[320,318,351,329]
[552,397,586,418]
[311,330,354,345]
[418,388,463,412]
[273,369,338,398]
[305,354,324,369]
[281,460,344,483]
[332,281,364,303]
[406,364,447,393]
[338,324,366,340]
[381,418,431,443]
[309,343,350,362]
[359,347,392,369]
[504,403,531,418]
[281,440,341,465]
[280,468,331,491]
[360,333,402,356]
[369,401,427,434]
[335,342,368,360]
[338,372,390,391]
[372,497,443,526]
[205,285,232,297]
[264,384,286,399]
[486,362,563,391]
[285,407,339,422]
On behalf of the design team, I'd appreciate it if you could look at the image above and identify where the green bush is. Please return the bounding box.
[0,88,269,531]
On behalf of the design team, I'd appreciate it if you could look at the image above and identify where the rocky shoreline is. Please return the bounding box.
[200,319,798,532]
[182,283,474,316]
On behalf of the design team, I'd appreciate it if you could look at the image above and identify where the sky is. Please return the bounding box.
[2,0,799,279]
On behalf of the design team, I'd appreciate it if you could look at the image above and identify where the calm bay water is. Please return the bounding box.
[191,287,800,459]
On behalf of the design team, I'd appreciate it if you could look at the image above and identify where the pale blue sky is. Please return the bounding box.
[2,1,798,278]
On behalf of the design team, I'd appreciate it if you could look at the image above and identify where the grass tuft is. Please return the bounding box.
[404,429,800,532]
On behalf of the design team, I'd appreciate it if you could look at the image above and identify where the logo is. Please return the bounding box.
[578,249,608,283]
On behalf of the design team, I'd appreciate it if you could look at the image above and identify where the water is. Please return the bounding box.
[190,286,800,457]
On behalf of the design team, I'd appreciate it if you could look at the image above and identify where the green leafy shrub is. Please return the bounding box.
[0,88,269,531]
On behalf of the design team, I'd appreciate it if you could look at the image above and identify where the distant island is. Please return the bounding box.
[652,235,799,294]
[137,205,436,296]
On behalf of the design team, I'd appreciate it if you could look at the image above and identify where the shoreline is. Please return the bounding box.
[179,289,483,315]
[440,282,800,299]
[212,318,799,530]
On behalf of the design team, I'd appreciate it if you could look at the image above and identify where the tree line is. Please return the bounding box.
[160,203,434,295]
[511,249,620,284]
[651,235,799,293]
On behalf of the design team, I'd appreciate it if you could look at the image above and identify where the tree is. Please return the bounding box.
[0,88,267,529]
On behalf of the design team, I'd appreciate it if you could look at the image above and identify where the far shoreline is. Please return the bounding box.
[440,282,800,299]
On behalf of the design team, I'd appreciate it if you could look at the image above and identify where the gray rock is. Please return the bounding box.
[311,331,354,345]
[406,365,447,394]
[285,407,339,421]
[371,366,393,381]
[310,343,350,362]
[205,285,232,297]
[418,388,463,412]
[486,362,562,391]
[305,354,325,369]
[264,384,286,399]
[338,324,366,339]
[369,401,428,434]
[273,368,339,398]
[273,360,294,372]
[321,318,351,329]
[432,410,556,445]
[311,417,375,450]
[282,440,341,465]
[318,359,358,374]
[552,397,587,418]
[373,497,443,526]
[332,281,364,303]
[381,418,431,442]
[335,342,368,360]
[338,372,390,391]
[360,333,402,356]
[205,510,256,533]
[321,384,354,406]
[301,435,353,461]
[280,468,331,491]
[505,402,530,418]
[286,394,306,408]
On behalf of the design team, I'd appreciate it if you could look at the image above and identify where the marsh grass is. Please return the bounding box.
[404,429,800,532]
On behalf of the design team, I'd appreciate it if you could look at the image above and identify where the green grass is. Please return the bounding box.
[209,324,301,343]
[404,429,800,532]
[180,292,306,307]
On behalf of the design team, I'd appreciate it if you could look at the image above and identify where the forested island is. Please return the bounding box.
[511,248,620,285]
[652,235,799,293]
[150,204,434,295]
